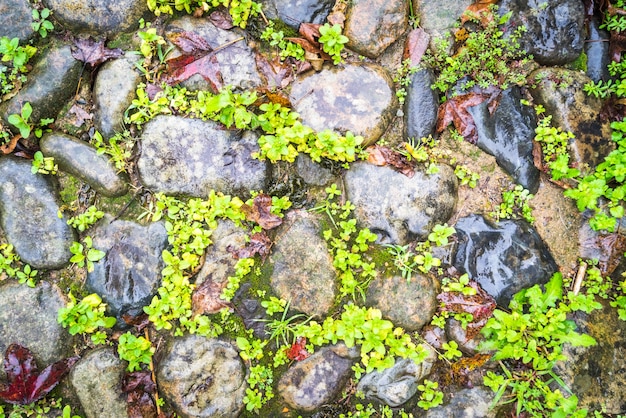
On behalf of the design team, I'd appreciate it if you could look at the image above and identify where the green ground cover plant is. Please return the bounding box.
[146,0,262,28]
[117,332,154,372]
[0,243,39,288]
[57,293,117,345]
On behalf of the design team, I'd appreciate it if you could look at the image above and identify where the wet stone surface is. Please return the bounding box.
[404,69,439,141]
[272,0,334,29]
[0,0,34,41]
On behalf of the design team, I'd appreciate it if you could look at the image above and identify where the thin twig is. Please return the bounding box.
[572,261,587,296]
[144,328,161,416]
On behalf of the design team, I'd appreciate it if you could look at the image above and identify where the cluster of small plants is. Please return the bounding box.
[490,184,535,224]
[421,7,532,96]
[66,206,105,232]
[0,36,36,98]
[146,0,262,28]
[430,273,478,329]
[57,293,117,345]
[30,151,57,175]
[339,402,413,418]
[31,8,54,38]
[260,21,306,61]
[393,58,418,104]
[0,398,82,418]
[0,243,39,287]
[599,0,626,32]
[126,83,364,164]
[7,102,54,140]
[90,130,135,173]
[69,236,106,273]
[318,23,349,65]
[117,332,155,372]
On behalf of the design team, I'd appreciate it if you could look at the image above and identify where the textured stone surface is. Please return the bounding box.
[424,387,497,418]
[0,156,74,269]
[137,115,268,197]
[414,0,473,44]
[70,348,128,418]
[158,336,246,418]
[270,210,336,317]
[0,0,34,41]
[586,18,611,82]
[344,0,408,58]
[405,69,439,140]
[272,0,334,29]
[87,216,168,321]
[345,162,458,244]
[40,133,128,197]
[290,64,397,146]
[0,282,71,380]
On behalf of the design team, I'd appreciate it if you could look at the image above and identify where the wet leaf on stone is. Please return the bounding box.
[437,280,496,340]
[436,89,501,144]
[192,277,232,316]
[209,8,234,30]
[255,53,295,89]
[365,145,415,178]
[403,28,430,67]
[229,232,272,260]
[584,233,626,276]
[163,29,224,91]
[71,37,124,67]
[240,193,283,230]
[286,337,309,361]
[610,29,626,62]
[123,371,157,418]
[0,344,79,405]
[122,313,152,332]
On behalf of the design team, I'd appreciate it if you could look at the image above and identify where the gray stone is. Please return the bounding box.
[344,0,408,58]
[468,87,540,193]
[40,133,128,197]
[290,64,397,147]
[278,345,354,412]
[366,273,439,331]
[345,162,458,244]
[70,348,128,418]
[166,16,261,91]
[270,210,336,317]
[87,216,168,321]
[158,336,246,418]
[0,0,34,41]
[1,42,82,128]
[137,115,268,197]
[529,68,613,171]
[586,18,611,83]
[423,387,497,418]
[357,351,436,407]
[272,0,334,29]
[94,55,141,138]
[414,0,473,45]
[0,282,71,380]
[499,0,585,65]
[42,0,148,36]
[453,214,558,306]
[405,69,439,140]
[0,156,74,269]
[296,154,334,186]
[445,318,483,355]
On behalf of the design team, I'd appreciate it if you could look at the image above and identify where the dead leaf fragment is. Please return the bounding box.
[229,232,272,260]
[436,280,496,340]
[286,337,310,361]
[403,28,430,67]
[71,37,124,67]
[436,89,501,144]
[366,145,415,178]
[192,277,232,316]
[68,103,92,127]
[0,134,21,155]
[255,53,295,89]
[240,193,283,230]
[209,8,234,29]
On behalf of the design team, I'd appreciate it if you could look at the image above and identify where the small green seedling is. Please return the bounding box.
[31,8,54,38]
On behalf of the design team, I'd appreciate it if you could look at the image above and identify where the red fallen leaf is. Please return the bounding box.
[163,29,224,91]
[209,8,234,29]
[286,337,309,361]
[437,280,496,340]
[229,232,272,260]
[123,371,157,418]
[0,344,79,405]
[192,277,232,316]
[403,28,430,67]
[240,193,283,230]
[436,89,501,144]
[71,37,123,67]
[366,145,415,178]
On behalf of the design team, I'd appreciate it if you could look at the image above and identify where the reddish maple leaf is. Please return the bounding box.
[286,337,309,361]
[71,37,123,67]
[437,280,496,340]
[240,193,283,230]
[0,344,79,405]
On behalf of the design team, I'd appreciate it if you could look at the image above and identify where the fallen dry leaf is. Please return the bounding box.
[241,193,283,230]
[403,28,430,67]
[460,0,498,25]
[209,8,234,29]
[68,103,92,127]
[286,337,310,361]
[437,280,496,340]
[366,145,415,178]
[255,53,295,89]
[192,277,232,316]
[0,134,21,155]
[229,232,272,260]
[71,37,123,67]
[123,371,157,418]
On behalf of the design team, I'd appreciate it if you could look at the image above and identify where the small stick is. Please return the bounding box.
[572,261,587,296]
[144,328,161,416]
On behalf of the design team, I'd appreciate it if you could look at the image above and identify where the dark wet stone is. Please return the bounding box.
[586,18,611,83]
[42,0,148,36]
[158,336,246,418]
[272,0,334,29]
[137,115,268,198]
[270,210,336,317]
[357,352,436,407]
[0,282,72,381]
[554,299,626,414]
[453,214,558,306]
[40,133,128,197]
[87,216,168,321]
[0,0,34,41]
[423,387,497,418]
[290,64,397,146]
[70,348,128,418]
[414,0,473,44]
[278,345,354,412]
[0,156,74,269]
[529,68,614,171]
[345,162,458,244]
[344,0,408,58]
[296,154,334,186]
[166,16,261,91]
[405,69,439,140]
[94,55,141,138]
[499,0,585,65]
[366,273,439,331]
[468,87,539,193]
[232,287,269,339]
[1,42,82,128]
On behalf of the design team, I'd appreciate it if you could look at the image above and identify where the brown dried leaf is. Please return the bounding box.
[327,0,347,27]
[461,0,498,25]
[286,37,322,55]
[592,233,626,276]
[122,313,151,332]
[209,8,234,29]
[610,30,626,62]
[71,37,124,67]
[240,193,283,230]
[436,90,501,144]
[0,134,21,155]
[437,280,496,340]
[192,278,231,316]
[68,104,92,127]
[366,145,415,178]
[123,371,157,418]
[255,53,294,89]
[299,23,321,44]
[229,232,272,260]
[403,28,430,67]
